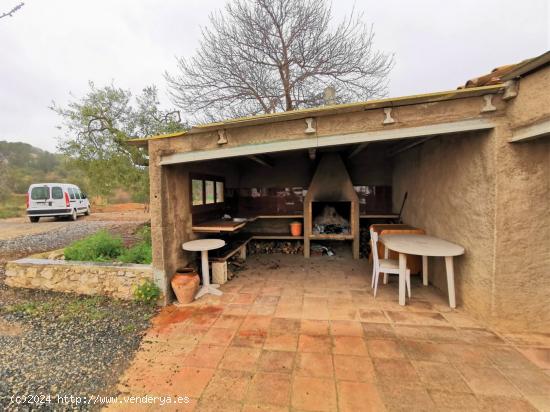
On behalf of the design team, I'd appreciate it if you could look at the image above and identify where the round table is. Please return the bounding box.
[380,234,465,308]
[182,239,225,299]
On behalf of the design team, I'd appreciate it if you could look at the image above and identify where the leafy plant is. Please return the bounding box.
[133,279,160,305]
[119,241,152,264]
[64,230,124,262]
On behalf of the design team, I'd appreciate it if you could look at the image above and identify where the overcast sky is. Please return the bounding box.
[1,0,548,152]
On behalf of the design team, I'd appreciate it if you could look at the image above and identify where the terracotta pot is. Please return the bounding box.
[171,269,200,304]
[290,221,303,236]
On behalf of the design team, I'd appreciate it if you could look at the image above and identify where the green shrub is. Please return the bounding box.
[133,279,160,305]
[64,230,124,262]
[119,241,152,264]
[137,224,151,244]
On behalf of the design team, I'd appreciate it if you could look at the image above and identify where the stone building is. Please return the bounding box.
[133,51,549,333]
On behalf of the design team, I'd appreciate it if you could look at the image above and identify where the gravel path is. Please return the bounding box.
[0,220,147,266]
[0,283,157,411]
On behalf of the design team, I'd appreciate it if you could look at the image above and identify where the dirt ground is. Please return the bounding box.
[0,208,149,241]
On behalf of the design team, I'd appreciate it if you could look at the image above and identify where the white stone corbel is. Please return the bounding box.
[503,80,518,100]
[481,95,497,113]
[304,118,316,134]
[382,107,395,125]
[217,129,228,145]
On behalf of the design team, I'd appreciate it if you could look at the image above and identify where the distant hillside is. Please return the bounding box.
[0,141,72,194]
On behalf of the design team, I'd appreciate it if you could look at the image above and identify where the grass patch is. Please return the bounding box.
[64,230,124,262]
[3,295,112,321]
[64,225,152,264]
[0,193,26,218]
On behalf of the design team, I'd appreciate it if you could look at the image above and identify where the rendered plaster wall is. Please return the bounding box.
[491,68,550,332]
[392,131,497,320]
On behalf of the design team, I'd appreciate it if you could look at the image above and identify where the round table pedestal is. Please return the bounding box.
[196,250,223,299]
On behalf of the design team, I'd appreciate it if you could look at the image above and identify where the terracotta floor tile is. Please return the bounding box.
[330,320,364,336]
[337,381,386,412]
[242,404,289,412]
[264,333,298,352]
[234,293,257,305]
[358,309,390,323]
[498,367,550,396]
[393,325,461,342]
[258,350,295,374]
[333,354,375,382]
[523,395,550,412]
[295,352,333,378]
[332,336,368,356]
[502,332,550,347]
[379,384,435,412]
[386,310,449,327]
[439,343,492,366]
[362,322,396,339]
[213,314,244,329]
[270,318,301,334]
[184,344,226,368]
[201,327,236,346]
[427,389,480,411]
[412,360,471,392]
[301,320,330,335]
[241,315,273,332]
[231,329,267,348]
[202,369,252,402]
[400,339,449,363]
[171,367,215,398]
[456,364,521,397]
[219,346,261,372]
[195,398,243,412]
[298,334,332,353]
[517,346,550,369]
[328,305,358,321]
[249,304,277,316]
[255,295,280,305]
[477,396,539,412]
[291,376,337,411]
[246,372,291,406]
[223,304,251,316]
[459,328,506,345]
[366,339,405,359]
[373,358,420,388]
[484,346,539,370]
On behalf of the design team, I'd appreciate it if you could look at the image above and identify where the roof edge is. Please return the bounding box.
[130,83,504,145]
[501,50,550,81]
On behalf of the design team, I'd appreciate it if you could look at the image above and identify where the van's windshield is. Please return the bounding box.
[31,186,50,200]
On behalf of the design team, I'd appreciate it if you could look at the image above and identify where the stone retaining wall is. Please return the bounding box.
[4,258,153,300]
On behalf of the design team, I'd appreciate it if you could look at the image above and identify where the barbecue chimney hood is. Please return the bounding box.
[304,153,360,259]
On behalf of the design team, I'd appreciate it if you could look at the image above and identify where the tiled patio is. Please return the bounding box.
[114,253,550,411]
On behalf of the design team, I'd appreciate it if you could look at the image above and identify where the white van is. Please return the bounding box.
[26,183,91,223]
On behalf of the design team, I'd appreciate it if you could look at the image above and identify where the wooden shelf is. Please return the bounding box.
[257,215,303,219]
[252,233,304,240]
[360,214,399,219]
[309,234,354,240]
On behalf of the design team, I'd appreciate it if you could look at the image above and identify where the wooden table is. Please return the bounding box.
[182,239,225,298]
[380,234,465,307]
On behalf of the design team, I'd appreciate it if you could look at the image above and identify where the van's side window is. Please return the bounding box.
[51,187,63,199]
[74,189,81,200]
[68,188,76,200]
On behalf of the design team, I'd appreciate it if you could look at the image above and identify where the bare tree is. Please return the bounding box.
[0,2,24,20]
[165,0,393,121]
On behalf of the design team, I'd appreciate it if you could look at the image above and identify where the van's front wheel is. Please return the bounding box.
[29,216,40,223]
[84,206,91,216]
[70,209,78,221]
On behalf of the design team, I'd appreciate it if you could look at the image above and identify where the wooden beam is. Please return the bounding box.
[248,155,274,167]
[348,143,369,159]
[159,118,495,165]
[509,119,550,143]
[386,137,435,157]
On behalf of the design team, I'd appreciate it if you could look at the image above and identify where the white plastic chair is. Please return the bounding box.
[370,228,411,298]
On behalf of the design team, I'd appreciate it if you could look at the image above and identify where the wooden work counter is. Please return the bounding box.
[192,214,304,233]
